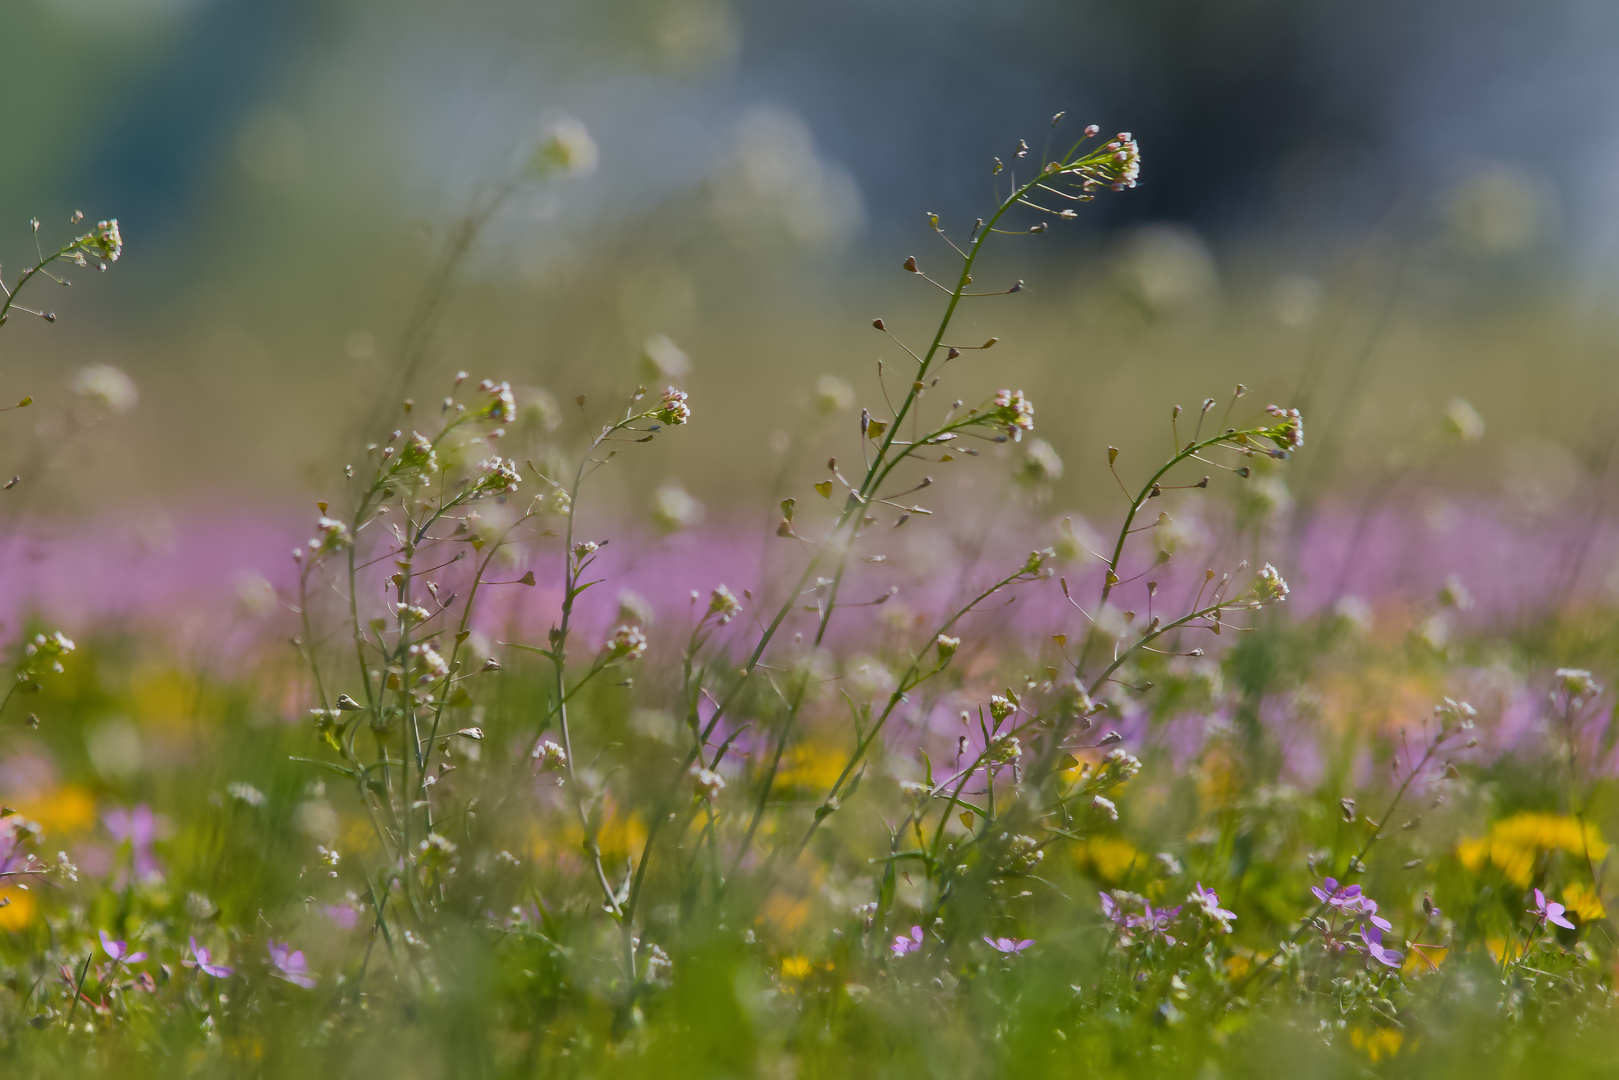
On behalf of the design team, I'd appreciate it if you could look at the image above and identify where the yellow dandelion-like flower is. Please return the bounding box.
[17,784,96,836]
[0,889,36,931]
[1456,813,1607,887]
[1486,937,1527,964]
[761,892,811,937]
[1402,943,1449,975]
[1076,836,1145,883]
[1563,882,1607,922]
[780,955,813,979]
[775,742,848,793]
[1350,1027,1405,1063]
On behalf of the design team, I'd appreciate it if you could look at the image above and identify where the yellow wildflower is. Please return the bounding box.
[775,742,848,793]
[761,892,811,936]
[1402,943,1449,975]
[16,784,96,836]
[1456,813,1607,887]
[1486,937,1526,964]
[1563,882,1606,922]
[0,889,36,930]
[1350,1027,1405,1063]
[780,954,813,979]
[1076,836,1144,883]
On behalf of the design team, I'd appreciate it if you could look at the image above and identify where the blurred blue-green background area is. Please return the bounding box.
[2,0,1617,513]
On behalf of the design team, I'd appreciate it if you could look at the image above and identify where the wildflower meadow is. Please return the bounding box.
[1,102,1618,1079]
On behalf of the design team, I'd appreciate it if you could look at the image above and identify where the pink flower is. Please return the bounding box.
[1360,925,1403,968]
[892,925,924,956]
[184,936,233,978]
[105,805,163,882]
[99,930,147,966]
[1311,878,1361,908]
[1129,901,1182,946]
[1312,878,1391,930]
[268,939,316,988]
[1188,882,1236,931]
[983,936,1035,954]
[1530,888,1576,930]
[323,904,360,930]
[1099,892,1130,929]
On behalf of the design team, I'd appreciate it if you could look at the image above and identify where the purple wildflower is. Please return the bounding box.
[1360,925,1404,968]
[1310,878,1362,909]
[1099,892,1130,929]
[323,903,360,930]
[184,936,233,978]
[105,805,162,882]
[983,936,1035,954]
[1129,901,1182,946]
[1188,882,1236,932]
[892,925,924,956]
[1530,888,1576,931]
[267,939,317,988]
[1355,896,1394,933]
[99,930,147,966]
[1312,878,1391,931]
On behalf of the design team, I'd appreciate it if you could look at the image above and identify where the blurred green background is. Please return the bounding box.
[1,0,1615,521]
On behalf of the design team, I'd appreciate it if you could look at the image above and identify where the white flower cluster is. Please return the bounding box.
[603,625,647,661]
[395,603,432,624]
[1102,133,1141,190]
[1008,834,1044,871]
[534,740,568,772]
[395,432,438,475]
[307,516,352,555]
[1433,697,1478,731]
[1264,404,1304,452]
[1102,748,1142,782]
[408,642,450,681]
[655,387,691,427]
[992,389,1035,440]
[473,456,522,497]
[78,218,122,263]
[23,631,75,678]
[71,363,138,417]
[1555,668,1601,702]
[477,380,517,425]
[532,115,599,179]
[988,735,1022,763]
[707,585,742,625]
[1255,563,1290,603]
[689,765,725,802]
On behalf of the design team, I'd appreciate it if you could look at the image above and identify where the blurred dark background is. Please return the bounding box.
[1,0,1616,520]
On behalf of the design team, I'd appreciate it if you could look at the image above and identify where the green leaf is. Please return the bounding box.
[289,756,358,779]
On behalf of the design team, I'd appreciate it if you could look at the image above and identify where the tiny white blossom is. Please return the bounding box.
[689,765,725,802]
[1255,563,1289,603]
[604,625,647,661]
[655,387,691,427]
[707,585,742,624]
